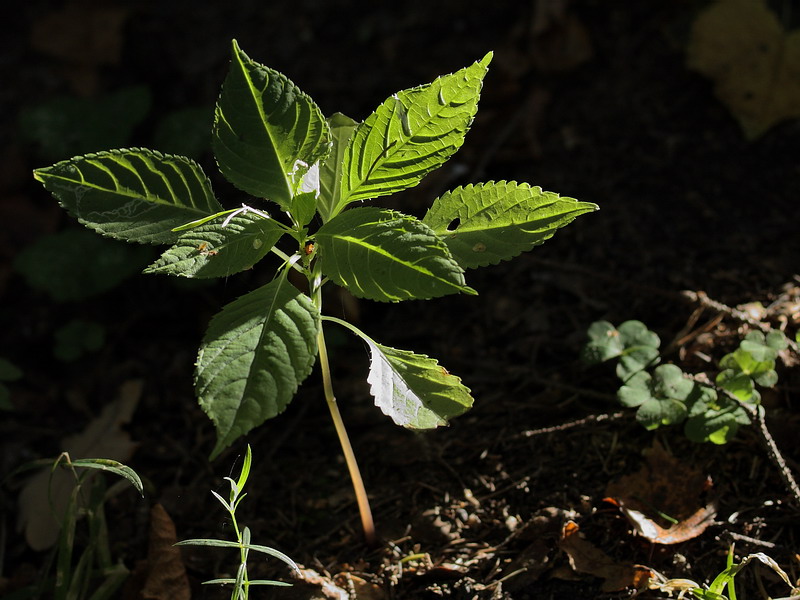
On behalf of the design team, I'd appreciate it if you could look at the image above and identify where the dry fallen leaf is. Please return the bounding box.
[141,504,191,600]
[17,380,141,550]
[558,521,652,592]
[605,439,717,545]
[687,0,800,139]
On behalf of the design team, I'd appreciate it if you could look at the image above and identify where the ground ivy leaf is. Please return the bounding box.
[316,206,475,302]
[145,211,284,278]
[213,39,330,209]
[195,275,320,459]
[33,148,222,245]
[366,341,473,428]
[423,181,597,269]
[335,53,491,213]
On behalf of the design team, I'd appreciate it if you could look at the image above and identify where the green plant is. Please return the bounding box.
[5,454,144,600]
[581,320,788,444]
[176,445,298,598]
[649,545,799,600]
[34,39,597,543]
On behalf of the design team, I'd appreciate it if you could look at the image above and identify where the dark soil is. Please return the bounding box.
[2,2,799,599]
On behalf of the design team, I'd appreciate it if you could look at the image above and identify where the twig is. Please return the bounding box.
[517,411,628,438]
[686,373,800,509]
[681,290,800,354]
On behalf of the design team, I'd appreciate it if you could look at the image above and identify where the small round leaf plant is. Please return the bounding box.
[34,40,597,544]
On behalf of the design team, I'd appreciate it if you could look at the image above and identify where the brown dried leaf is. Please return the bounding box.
[17,380,141,550]
[558,521,652,592]
[687,0,800,139]
[605,440,716,545]
[141,504,190,600]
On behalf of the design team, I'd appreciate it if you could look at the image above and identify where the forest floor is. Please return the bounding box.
[2,1,800,599]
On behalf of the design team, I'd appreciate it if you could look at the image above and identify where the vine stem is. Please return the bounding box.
[313,289,377,546]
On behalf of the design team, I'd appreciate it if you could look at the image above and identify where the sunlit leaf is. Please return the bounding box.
[316,207,474,302]
[334,53,491,214]
[423,181,597,269]
[213,39,330,209]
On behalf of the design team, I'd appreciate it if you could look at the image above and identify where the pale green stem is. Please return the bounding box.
[313,290,377,545]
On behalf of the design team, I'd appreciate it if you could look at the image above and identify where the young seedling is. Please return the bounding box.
[650,545,799,600]
[34,40,597,544]
[3,454,144,600]
[176,445,298,598]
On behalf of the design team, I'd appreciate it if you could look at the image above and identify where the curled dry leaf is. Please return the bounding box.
[141,504,190,600]
[687,0,800,139]
[558,521,652,592]
[605,439,717,545]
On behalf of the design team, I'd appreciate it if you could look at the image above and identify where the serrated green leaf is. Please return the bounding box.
[316,206,474,302]
[195,275,320,459]
[365,340,473,428]
[423,181,597,269]
[145,211,284,278]
[335,54,491,214]
[33,148,222,244]
[318,113,358,223]
[212,40,330,209]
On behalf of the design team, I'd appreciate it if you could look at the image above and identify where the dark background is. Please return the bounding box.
[2,1,799,598]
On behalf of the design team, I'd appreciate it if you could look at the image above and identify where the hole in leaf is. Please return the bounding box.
[447,218,460,231]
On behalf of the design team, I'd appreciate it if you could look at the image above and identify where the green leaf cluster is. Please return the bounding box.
[34,40,597,458]
[581,320,660,380]
[582,321,787,444]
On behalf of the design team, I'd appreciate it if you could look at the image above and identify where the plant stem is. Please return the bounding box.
[315,325,377,545]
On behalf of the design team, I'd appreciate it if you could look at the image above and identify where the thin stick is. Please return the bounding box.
[686,374,800,508]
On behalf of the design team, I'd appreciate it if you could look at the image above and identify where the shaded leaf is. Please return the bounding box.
[195,275,320,458]
[423,181,597,269]
[142,504,191,600]
[14,228,153,301]
[212,39,329,209]
[145,211,284,278]
[33,148,223,244]
[19,86,151,161]
[316,207,474,302]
